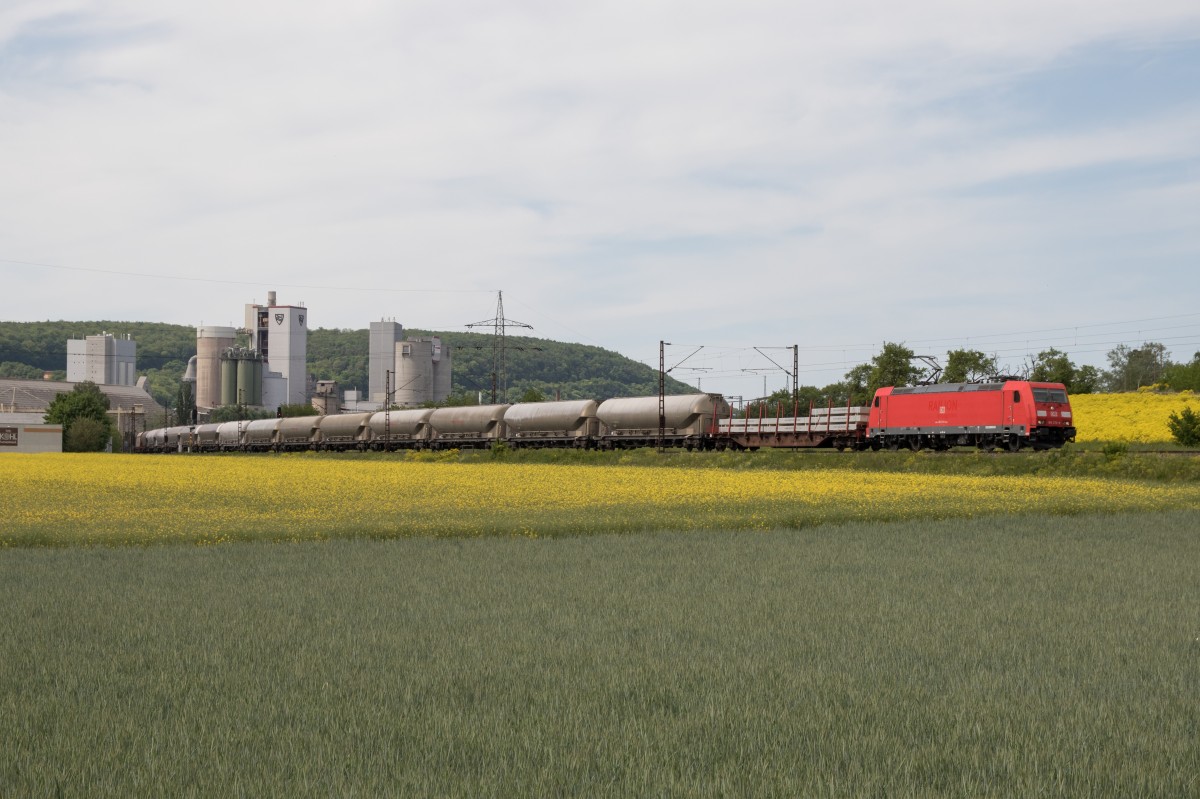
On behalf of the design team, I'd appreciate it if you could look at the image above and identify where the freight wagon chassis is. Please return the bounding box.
[871,426,1072,452]
[717,403,871,451]
[599,434,715,451]
[723,431,868,451]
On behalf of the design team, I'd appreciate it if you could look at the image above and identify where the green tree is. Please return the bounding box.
[1072,365,1101,394]
[207,405,274,423]
[1105,343,1169,391]
[278,403,319,418]
[843,364,873,405]
[518,387,546,403]
[64,417,112,452]
[44,381,113,451]
[1029,348,1076,386]
[174,382,197,426]
[1166,407,1200,447]
[1164,352,1200,392]
[866,342,922,397]
[942,349,997,383]
[0,361,44,379]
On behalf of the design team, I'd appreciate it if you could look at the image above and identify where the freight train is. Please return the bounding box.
[136,380,1074,454]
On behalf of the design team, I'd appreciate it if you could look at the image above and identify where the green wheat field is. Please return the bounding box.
[2,511,1197,796]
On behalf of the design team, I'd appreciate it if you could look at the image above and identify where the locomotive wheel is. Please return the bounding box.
[910,437,923,451]
[1008,435,1022,452]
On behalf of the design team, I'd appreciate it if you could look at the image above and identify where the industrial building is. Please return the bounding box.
[66,333,137,386]
[368,320,452,407]
[246,292,307,406]
[0,377,162,451]
[195,290,308,412]
[0,412,63,453]
[193,297,450,415]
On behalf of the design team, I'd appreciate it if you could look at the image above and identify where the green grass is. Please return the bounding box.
[2,512,1198,796]
[384,443,1200,482]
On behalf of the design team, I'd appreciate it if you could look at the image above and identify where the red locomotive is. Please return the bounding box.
[867,380,1074,451]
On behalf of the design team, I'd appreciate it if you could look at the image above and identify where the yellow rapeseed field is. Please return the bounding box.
[3,453,1198,546]
[1070,391,1198,442]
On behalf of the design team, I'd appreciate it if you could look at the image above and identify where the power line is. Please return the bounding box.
[0,257,496,295]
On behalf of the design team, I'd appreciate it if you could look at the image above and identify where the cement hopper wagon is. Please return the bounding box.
[243,418,282,452]
[597,394,725,449]
[192,423,223,452]
[278,416,320,451]
[367,408,435,449]
[216,421,243,451]
[316,412,373,451]
[503,400,599,447]
[428,404,511,449]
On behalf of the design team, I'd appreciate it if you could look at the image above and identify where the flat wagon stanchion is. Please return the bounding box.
[718,400,871,450]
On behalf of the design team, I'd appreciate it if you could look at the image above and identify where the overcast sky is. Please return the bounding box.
[2,1,1199,397]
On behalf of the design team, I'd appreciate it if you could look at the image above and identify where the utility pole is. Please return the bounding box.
[384,370,392,452]
[658,341,667,450]
[793,344,799,410]
[657,342,704,448]
[466,291,533,404]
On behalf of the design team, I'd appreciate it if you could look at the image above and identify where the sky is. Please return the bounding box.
[2,0,1199,399]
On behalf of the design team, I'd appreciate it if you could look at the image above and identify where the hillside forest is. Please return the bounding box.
[0,321,693,409]
[2,321,1197,414]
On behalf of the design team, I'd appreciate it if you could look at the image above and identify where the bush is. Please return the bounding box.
[1101,441,1128,460]
[1166,407,1200,447]
[65,417,111,452]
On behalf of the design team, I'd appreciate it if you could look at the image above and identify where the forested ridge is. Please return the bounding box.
[6,321,1197,413]
[0,321,694,407]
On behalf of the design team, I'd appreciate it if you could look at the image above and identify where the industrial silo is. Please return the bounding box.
[250,354,263,406]
[220,353,238,406]
[393,338,433,406]
[236,354,262,406]
[196,326,236,409]
[431,338,453,402]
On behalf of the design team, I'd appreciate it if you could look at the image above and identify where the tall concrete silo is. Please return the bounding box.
[393,338,434,406]
[431,338,453,403]
[197,326,236,409]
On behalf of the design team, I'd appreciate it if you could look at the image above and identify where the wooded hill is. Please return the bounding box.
[0,321,694,408]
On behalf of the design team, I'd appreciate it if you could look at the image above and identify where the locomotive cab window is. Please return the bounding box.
[1033,388,1068,403]
[873,397,880,407]
[1013,391,1021,403]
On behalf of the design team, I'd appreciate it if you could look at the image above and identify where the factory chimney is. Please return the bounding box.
[268,290,277,306]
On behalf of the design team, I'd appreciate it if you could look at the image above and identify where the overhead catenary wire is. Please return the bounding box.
[0,257,496,295]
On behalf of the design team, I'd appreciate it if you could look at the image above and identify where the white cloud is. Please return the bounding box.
[2,0,1200,394]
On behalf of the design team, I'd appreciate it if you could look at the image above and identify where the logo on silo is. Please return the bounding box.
[275,314,284,325]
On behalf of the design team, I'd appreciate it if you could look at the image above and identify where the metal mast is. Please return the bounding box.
[466,291,533,404]
[658,341,667,449]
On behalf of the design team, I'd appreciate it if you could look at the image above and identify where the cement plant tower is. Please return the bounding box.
[195,290,309,412]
